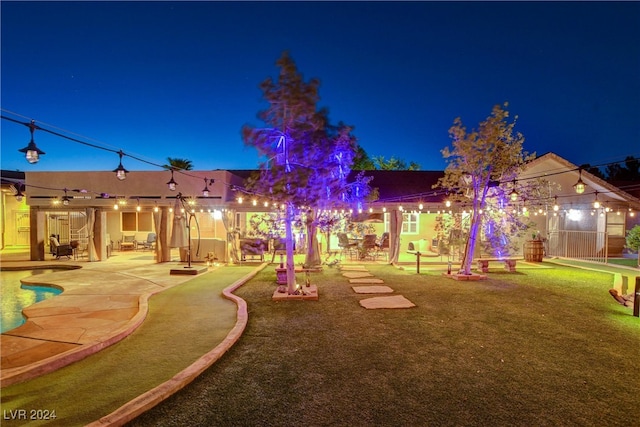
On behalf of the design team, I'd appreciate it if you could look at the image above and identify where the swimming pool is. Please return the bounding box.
[1,269,63,333]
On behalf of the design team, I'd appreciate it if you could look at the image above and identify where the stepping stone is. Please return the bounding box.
[342,272,374,279]
[340,265,368,271]
[359,295,416,309]
[349,278,385,284]
[352,285,394,294]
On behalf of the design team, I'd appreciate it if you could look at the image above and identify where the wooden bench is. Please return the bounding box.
[476,258,520,273]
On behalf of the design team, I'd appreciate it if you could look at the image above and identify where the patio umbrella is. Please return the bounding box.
[169,200,189,249]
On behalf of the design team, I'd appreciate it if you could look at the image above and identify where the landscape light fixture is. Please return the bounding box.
[113,150,129,181]
[573,169,586,194]
[18,120,45,163]
[166,170,178,191]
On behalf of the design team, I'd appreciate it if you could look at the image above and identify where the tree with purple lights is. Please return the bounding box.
[436,103,535,275]
[242,51,371,294]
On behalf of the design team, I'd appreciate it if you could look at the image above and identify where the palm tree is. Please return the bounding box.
[163,157,193,171]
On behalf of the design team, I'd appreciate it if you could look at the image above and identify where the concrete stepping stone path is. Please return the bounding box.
[359,295,416,309]
[352,285,394,294]
[342,271,374,279]
[340,265,369,271]
[349,278,385,284]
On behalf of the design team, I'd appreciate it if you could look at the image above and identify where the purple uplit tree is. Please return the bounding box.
[436,103,534,275]
[242,51,371,294]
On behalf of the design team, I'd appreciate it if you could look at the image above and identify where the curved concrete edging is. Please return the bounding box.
[88,263,268,427]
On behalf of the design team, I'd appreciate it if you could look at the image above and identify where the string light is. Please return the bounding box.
[61,189,70,206]
[573,169,586,194]
[14,184,24,202]
[593,191,600,209]
[166,169,178,191]
[113,150,129,181]
[18,120,45,164]
[509,179,519,202]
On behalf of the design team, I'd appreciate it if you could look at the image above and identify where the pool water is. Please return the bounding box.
[1,269,63,333]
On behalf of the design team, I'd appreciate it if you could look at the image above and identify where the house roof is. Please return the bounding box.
[522,152,640,209]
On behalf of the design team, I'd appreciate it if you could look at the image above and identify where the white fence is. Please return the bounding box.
[546,230,608,263]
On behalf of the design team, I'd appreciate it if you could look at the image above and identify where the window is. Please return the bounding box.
[402,212,419,234]
[122,212,153,232]
[384,212,420,235]
[606,212,625,237]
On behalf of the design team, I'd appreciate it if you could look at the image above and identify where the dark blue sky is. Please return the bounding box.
[2,1,639,173]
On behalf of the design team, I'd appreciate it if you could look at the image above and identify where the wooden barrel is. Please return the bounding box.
[524,240,544,262]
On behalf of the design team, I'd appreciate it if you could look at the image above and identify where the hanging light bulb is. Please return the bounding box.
[573,169,586,194]
[553,196,559,211]
[14,183,25,202]
[166,170,178,191]
[18,120,46,164]
[445,199,451,208]
[113,150,129,181]
[509,179,519,202]
[202,178,210,197]
[593,191,600,209]
[62,189,70,206]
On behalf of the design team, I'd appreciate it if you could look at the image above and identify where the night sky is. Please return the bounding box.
[2,1,639,173]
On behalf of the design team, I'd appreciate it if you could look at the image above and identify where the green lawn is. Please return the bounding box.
[130,263,639,427]
[607,257,639,268]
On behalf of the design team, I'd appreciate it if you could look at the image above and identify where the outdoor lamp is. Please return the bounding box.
[18,120,45,164]
[593,191,600,209]
[573,169,586,194]
[62,189,70,206]
[113,150,129,181]
[15,186,24,202]
[202,178,214,197]
[166,170,178,191]
[509,179,519,202]
[202,178,210,197]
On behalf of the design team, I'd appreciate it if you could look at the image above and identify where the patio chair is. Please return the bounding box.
[120,234,136,251]
[378,232,390,261]
[139,233,156,250]
[337,233,357,260]
[361,234,379,260]
[49,235,72,259]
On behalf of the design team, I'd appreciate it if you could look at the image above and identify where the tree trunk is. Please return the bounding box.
[285,202,297,294]
[459,202,482,275]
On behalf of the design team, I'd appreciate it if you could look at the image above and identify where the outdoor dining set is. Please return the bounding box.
[338,232,389,261]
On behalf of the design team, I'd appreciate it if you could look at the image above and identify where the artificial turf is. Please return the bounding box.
[0,265,257,427]
[129,262,639,427]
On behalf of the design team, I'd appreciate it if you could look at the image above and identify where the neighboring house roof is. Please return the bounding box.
[357,170,445,203]
[228,169,447,205]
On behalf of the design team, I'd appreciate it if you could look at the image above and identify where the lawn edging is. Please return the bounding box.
[88,262,267,427]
